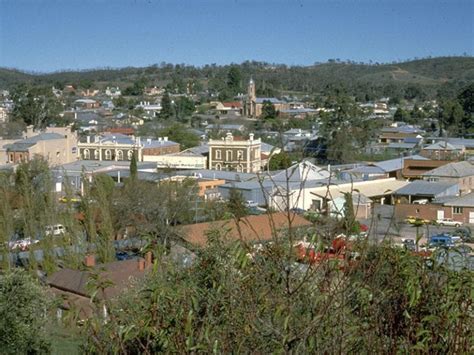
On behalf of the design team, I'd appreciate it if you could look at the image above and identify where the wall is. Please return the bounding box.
[394,203,474,224]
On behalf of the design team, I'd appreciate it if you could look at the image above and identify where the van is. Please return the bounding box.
[428,234,455,248]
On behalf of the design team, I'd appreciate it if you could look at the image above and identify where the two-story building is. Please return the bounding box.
[208,132,261,173]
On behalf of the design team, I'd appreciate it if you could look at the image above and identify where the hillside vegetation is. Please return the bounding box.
[1,57,473,99]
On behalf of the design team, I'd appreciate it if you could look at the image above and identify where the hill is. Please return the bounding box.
[1,57,473,99]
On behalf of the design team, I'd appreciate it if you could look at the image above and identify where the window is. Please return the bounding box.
[117,150,123,160]
[237,164,243,172]
[94,149,100,160]
[56,151,60,157]
[237,150,243,160]
[9,153,13,162]
[127,150,134,160]
[311,199,321,211]
[226,150,232,161]
[215,163,222,171]
[83,149,90,159]
[215,149,221,160]
[453,207,463,214]
[105,150,112,160]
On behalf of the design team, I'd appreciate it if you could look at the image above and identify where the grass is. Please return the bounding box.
[48,322,83,355]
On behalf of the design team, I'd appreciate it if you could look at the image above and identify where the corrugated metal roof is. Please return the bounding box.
[443,193,474,207]
[394,181,458,196]
[423,161,474,178]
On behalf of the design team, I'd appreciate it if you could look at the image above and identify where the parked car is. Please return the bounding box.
[436,218,462,227]
[244,200,259,208]
[45,224,66,236]
[405,216,431,225]
[413,199,429,205]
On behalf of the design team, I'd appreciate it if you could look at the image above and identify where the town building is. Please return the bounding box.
[422,161,474,194]
[243,78,289,118]
[208,132,261,173]
[3,126,78,166]
[105,86,121,97]
[78,133,179,162]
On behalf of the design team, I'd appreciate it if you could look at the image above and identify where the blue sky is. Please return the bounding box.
[0,0,473,72]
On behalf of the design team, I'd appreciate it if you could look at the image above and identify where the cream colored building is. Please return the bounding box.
[208,132,261,173]
[145,150,207,170]
[4,126,78,166]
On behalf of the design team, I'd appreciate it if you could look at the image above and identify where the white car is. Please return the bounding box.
[436,218,463,227]
[45,224,66,236]
[245,200,259,208]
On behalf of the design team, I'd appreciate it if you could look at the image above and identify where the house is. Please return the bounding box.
[48,256,151,319]
[422,161,474,194]
[402,158,452,180]
[344,155,428,181]
[144,86,164,96]
[425,137,474,157]
[308,178,409,212]
[179,212,312,247]
[420,141,465,160]
[105,87,121,97]
[208,132,261,173]
[136,101,162,117]
[393,180,459,204]
[214,101,242,116]
[4,126,78,166]
[0,106,8,123]
[74,99,100,109]
[80,89,100,97]
[378,125,423,144]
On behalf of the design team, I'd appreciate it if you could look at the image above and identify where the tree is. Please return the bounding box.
[269,152,292,170]
[227,66,242,95]
[261,100,277,119]
[160,91,173,119]
[174,96,195,121]
[0,269,51,353]
[158,123,200,150]
[10,84,62,129]
[112,95,127,108]
[393,107,410,122]
[226,188,248,219]
[129,151,138,181]
[458,83,474,115]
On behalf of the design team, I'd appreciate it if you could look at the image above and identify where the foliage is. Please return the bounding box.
[158,123,200,150]
[226,188,248,219]
[159,91,173,119]
[173,96,195,121]
[261,100,277,119]
[0,269,51,354]
[10,84,63,128]
[82,236,474,353]
[268,152,292,170]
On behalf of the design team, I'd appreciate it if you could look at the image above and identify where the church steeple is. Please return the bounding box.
[248,77,256,102]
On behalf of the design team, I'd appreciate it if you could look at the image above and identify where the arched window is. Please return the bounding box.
[117,150,124,161]
[94,149,100,160]
[215,163,222,171]
[105,150,112,160]
[83,149,90,160]
[127,150,134,160]
[236,164,244,172]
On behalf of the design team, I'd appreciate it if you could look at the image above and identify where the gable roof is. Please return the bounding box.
[443,192,474,207]
[5,132,65,152]
[271,161,330,182]
[179,212,312,247]
[423,141,464,151]
[47,259,150,300]
[394,180,458,196]
[423,161,474,178]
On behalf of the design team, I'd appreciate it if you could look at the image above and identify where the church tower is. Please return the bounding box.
[246,77,256,117]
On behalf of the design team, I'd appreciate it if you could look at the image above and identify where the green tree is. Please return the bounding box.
[174,96,195,121]
[112,95,127,108]
[130,151,138,181]
[269,152,292,170]
[0,269,51,354]
[261,100,277,119]
[226,188,249,219]
[227,66,242,95]
[10,84,62,128]
[158,123,200,150]
[393,107,411,122]
[160,91,173,119]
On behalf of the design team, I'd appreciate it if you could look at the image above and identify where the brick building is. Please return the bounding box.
[208,132,261,173]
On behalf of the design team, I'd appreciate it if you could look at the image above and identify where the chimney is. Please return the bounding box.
[249,133,254,141]
[137,258,146,271]
[84,255,95,267]
[145,251,153,266]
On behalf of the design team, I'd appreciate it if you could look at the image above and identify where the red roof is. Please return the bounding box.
[108,127,135,135]
[222,101,242,108]
[179,212,312,247]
